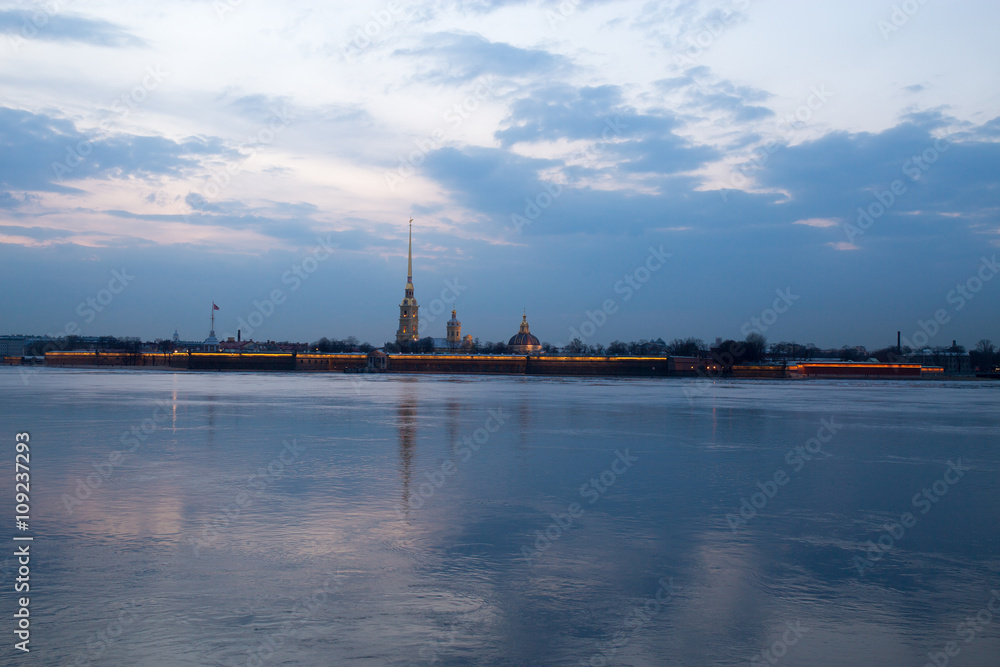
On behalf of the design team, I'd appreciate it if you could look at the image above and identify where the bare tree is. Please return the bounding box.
[745,332,767,363]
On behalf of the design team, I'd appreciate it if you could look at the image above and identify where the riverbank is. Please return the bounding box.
[38,350,965,379]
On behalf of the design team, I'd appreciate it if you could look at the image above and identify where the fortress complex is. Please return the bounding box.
[393,220,537,352]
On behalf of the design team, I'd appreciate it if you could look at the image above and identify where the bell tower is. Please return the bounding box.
[446,309,461,347]
[395,219,419,345]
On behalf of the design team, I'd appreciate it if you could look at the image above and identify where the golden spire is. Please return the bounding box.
[407,218,413,283]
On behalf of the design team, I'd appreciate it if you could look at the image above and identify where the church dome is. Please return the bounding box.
[508,313,540,352]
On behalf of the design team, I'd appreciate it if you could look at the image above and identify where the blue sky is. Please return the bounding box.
[1,0,998,348]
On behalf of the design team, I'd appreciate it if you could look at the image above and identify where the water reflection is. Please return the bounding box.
[398,395,417,519]
[3,370,998,666]
[446,399,460,456]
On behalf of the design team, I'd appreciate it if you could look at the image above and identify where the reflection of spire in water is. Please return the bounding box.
[206,396,217,446]
[516,398,532,448]
[398,398,416,516]
[446,400,460,454]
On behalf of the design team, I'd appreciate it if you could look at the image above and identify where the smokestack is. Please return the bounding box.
[238,329,241,342]
[897,331,901,350]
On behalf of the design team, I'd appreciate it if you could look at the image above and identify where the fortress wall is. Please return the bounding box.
[525,356,671,377]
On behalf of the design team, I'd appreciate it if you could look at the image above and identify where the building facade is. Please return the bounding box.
[0,336,27,357]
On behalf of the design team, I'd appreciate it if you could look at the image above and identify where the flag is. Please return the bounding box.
[213,303,220,310]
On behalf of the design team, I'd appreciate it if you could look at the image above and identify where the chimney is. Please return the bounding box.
[238,329,241,342]
[897,331,901,350]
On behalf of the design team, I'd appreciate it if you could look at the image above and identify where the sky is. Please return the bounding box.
[0,0,998,349]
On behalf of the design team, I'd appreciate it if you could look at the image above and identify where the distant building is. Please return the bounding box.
[508,313,541,354]
[904,349,972,375]
[0,335,27,357]
[446,310,461,347]
[395,220,419,345]
[204,302,220,351]
[426,309,474,352]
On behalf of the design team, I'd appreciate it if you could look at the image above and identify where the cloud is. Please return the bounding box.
[0,107,228,193]
[422,143,736,237]
[493,84,717,175]
[0,223,75,242]
[654,68,775,126]
[756,113,1000,221]
[496,85,676,147]
[0,9,145,48]
[395,32,572,83]
[422,105,1000,261]
[794,218,839,228]
[632,1,752,62]
[101,196,325,245]
[0,191,36,210]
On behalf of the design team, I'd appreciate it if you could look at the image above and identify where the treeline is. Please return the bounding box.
[969,340,999,370]
[871,339,998,370]
[21,333,997,370]
[312,337,375,353]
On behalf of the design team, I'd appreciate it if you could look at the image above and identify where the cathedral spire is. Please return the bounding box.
[396,218,419,345]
